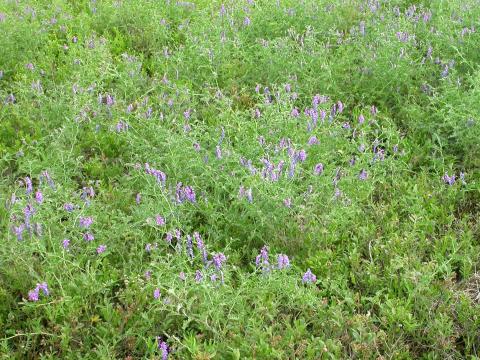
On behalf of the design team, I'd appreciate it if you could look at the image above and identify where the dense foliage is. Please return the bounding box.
[1,0,479,358]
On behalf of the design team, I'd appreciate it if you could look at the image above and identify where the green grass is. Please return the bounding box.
[0,0,479,358]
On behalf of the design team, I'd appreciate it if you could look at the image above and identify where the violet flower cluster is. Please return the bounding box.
[28,282,49,302]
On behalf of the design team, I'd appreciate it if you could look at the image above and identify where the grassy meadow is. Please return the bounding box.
[0,0,479,358]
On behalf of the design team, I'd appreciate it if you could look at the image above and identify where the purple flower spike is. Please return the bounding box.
[277,254,290,269]
[79,216,93,229]
[157,338,169,360]
[255,246,270,272]
[184,186,196,203]
[359,169,368,180]
[312,94,320,109]
[62,239,70,249]
[212,253,227,270]
[35,191,43,204]
[314,163,324,175]
[115,121,128,132]
[83,233,94,242]
[288,161,296,179]
[96,245,106,254]
[174,229,181,239]
[40,171,55,189]
[145,107,153,119]
[337,101,344,113]
[106,94,115,106]
[154,288,161,299]
[24,204,35,220]
[145,164,167,186]
[443,172,456,186]
[28,282,49,301]
[320,109,326,121]
[28,289,39,302]
[81,186,95,200]
[238,185,245,199]
[64,203,75,212]
[166,232,173,244]
[12,224,25,241]
[136,193,141,205]
[308,136,319,145]
[283,198,292,208]
[194,232,208,263]
[297,149,307,162]
[358,114,365,124]
[37,282,49,296]
[302,269,317,284]
[25,177,33,195]
[195,270,203,283]
[156,215,166,226]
